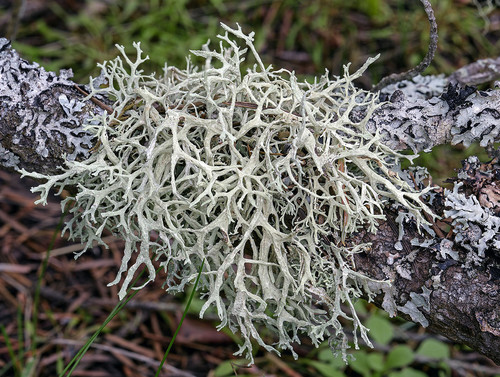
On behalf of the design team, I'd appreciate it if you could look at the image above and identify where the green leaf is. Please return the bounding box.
[366,315,394,345]
[213,360,235,377]
[353,300,368,315]
[388,367,428,377]
[416,339,450,360]
[308,360,346,377]
[350,351,371,377]
[385,345,414,370]
[438,360,451,376]
[367,353,385,372]
[317,349,347,368]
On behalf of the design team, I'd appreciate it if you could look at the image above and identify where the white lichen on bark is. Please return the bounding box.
[20,24,434,362]
[369,75,500,153]
[445,178,500,261]
[0,38,93,163]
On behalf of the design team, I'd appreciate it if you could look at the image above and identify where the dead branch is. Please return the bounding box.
[1,38,500,365]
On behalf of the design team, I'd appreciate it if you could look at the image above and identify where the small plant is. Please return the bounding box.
[21,23,433,362]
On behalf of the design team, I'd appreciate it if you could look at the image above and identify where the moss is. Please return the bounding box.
[21,24,433,362]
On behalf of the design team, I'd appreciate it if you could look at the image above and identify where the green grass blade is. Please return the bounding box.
[0,325,19,376]
[155,259,205,376]
[60,265,162,376]
[16,307,24,370]
[0,360,15,377]
[60,291,139,376]
[19,357,36,377]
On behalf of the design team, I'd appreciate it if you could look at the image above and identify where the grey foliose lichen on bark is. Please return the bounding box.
[444,156,500,267]
[369,75,500,154]
[20,24,435,362]
[0,38,94,172]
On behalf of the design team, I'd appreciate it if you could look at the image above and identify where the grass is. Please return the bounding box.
[0,208,205,376]
[155,260,204,376]
[5,1,499,84]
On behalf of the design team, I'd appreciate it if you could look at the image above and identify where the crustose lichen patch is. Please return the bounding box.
[21,24,433,362]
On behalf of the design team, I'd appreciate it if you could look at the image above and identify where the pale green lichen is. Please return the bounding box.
[21,24,433,362]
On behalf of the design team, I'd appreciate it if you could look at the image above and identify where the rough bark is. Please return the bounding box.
[353,199,500,365]
[0,38,100,175]
[1,39,499,364]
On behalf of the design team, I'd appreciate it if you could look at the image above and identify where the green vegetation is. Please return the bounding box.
[6,0,499,84]
[7,0,498,184]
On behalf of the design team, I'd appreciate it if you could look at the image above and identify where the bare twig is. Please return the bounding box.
[6,0,26,41]
[73,84,114,115]
[448,57,500,86]
[372,0,438,92]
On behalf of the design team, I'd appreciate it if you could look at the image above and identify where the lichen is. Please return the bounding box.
[20,24,433,362]
[397,286,430,327]
[390,166,437,249]
[368,82,450,153]
[0,38,93,162]
[449,89,500,148]
[444,181,500,261]
[371,77,500,154]
[0,144,21,170]
[379,74,447,102]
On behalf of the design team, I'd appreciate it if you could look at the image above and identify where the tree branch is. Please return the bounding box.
[0,38,101,176]
[1,39,500,364]
[448,57,500,86]
[372,75,500,153]
[353,186,500,365]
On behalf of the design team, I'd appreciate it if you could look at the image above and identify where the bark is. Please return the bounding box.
[1,39,500,364]
[0,38,100,176]
[353,198,500,365]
